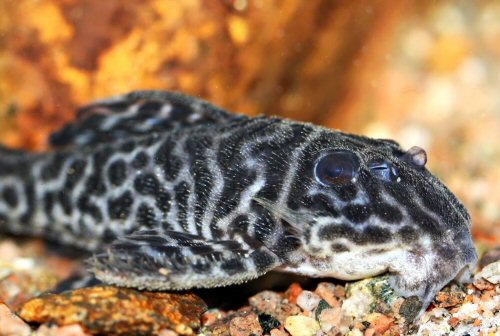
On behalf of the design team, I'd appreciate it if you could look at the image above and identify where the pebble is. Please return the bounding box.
[475,260,500,284]
[296,290,321,312]
[158,330,178,336]
[0,261,60,310]
[257,313,281,334]
[317,307,342,333]
[473,278,496,290]
[314,299,332,320]
[314,282,341,307]
[0,303,31,336]
[364,328,376,336]
[19,286,207,335]
[434,290,465,308]
[249,291,283,313]
[229,313,263,336]
[479,248,500,269]
[452,302,480,320]
[342,280,377,319]
[273,302,302,325]
[398,296,422,322]
[249,290,300,324]
[201,309,226,327]
[284,315,320,336]
[285,283,303,304]
[269,328,288,336]
[345,329,363,336]
[0,240,78,311]
[365,313,394,334]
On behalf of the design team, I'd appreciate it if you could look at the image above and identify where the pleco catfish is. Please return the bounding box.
[0,90,477,312]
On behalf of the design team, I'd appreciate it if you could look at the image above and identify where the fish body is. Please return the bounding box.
[0,91,477,310]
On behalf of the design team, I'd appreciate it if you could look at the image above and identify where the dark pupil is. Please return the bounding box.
[329,166,343,178]
[315,151,358,185]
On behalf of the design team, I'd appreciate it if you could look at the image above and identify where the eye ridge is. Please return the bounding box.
[314,150,359,186]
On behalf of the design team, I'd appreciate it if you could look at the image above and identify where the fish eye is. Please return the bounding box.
[369,160,399,182]
[314,151,359,186]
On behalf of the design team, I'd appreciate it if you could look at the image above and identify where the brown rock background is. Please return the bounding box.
[0,0,498,238]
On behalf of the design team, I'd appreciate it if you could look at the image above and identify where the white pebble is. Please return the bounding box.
[475,260,500,284]
[296,290,321,312]
[453,302,479,320]
[284,315,320,336]
[346,329,363,336]
[318,308,342,333]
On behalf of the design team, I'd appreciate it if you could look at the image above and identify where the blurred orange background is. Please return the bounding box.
[0,1,499,241]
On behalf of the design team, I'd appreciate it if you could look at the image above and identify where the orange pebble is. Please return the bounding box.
[371,315,393,334]
[448,317,460,328]
[285,283,303,304]
[464,295,474,303]
[364,328,376,336]
[480,291,493,303]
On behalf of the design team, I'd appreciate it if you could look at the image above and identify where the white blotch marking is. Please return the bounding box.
[216,172,266,232]
[201,140,224,239]
[100,103,140,131]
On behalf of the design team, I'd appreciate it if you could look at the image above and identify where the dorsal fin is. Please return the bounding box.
[49,90,239,148]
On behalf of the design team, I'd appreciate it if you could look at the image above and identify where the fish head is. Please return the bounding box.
[259,129,477,309]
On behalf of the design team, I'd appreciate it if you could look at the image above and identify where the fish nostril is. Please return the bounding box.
[402,146,427,169]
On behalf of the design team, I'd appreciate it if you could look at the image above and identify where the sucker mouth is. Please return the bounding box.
[455,229,479,279]
[455,243,478,283]
[454,262,475,283]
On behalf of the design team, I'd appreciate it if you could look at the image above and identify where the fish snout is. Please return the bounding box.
[453,230,478,283]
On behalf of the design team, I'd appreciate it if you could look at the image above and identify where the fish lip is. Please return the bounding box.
[386,226,477,302]
[454,260,476,283]
[454,227,478,263]
[436,227,478,285]
[454,237,478,283]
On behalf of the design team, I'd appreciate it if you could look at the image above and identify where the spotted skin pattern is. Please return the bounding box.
[0,91,477,312]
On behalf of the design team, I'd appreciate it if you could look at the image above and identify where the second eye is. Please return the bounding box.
[369,160,399,182]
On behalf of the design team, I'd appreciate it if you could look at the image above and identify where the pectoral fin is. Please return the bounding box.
[88,229,281,290]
